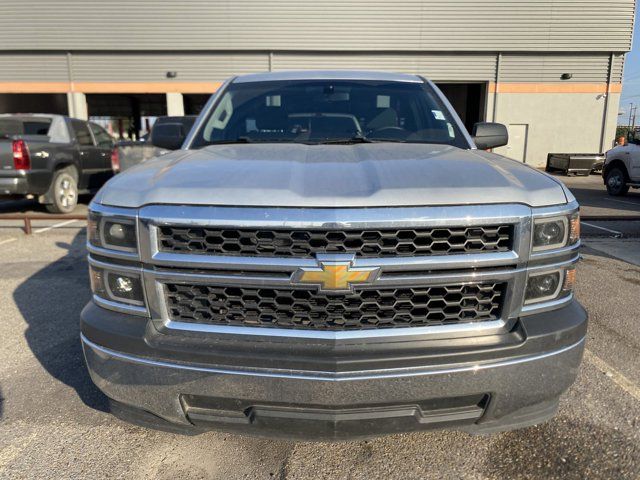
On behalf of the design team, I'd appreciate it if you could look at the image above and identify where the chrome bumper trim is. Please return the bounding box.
[160,318,508,341]
[147,250,521,272]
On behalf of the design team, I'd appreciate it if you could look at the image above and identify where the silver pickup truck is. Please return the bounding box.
[82,71,586,440]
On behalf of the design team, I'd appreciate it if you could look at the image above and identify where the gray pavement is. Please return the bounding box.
[0,222,639,479]
[551,173,640,219]
[0,173,639,479]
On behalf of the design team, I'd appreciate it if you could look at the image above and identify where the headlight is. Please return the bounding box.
[532,212,579,251]
[90,265,145,307]
[525,267,575,304]
[88,210,138,252]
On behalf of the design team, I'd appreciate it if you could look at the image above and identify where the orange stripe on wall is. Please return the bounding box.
[0,82,71,93]
[74,82,222,94]
[0,81,222,94]
[488,82,622,94]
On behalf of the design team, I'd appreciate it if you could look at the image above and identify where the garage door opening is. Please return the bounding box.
[435,83,486,132]
[0,94,68,115]
[184,94,211,116]
[87,94,167,140]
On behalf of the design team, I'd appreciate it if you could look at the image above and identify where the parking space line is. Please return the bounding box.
[581,221,623,236]
[33,219,80,234]
[604,196,640,207]
[0,238,17,246]
[584,349,640,402]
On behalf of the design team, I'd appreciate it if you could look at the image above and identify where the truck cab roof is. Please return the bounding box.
[232,70,424,84]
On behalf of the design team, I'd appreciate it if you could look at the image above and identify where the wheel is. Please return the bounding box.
[45,167,79,213]
[605,167,630,196]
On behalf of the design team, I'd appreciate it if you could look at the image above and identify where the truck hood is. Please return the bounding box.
[97,143,568,208]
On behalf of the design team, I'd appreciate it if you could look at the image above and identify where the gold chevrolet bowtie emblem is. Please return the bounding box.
[293,257,380,292]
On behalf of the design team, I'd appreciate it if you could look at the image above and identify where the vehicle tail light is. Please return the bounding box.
[12,139,31,170]
[111,148,120,173]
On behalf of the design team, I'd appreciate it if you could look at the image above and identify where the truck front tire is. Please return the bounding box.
[605,167,630,196]
[45,167,79,213]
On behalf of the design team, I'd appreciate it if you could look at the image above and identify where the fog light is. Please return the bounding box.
[114,275,134,294]
[525,271,561,303]
[106,272,144,305]
[90,264,145,307]
[525,267,576,305]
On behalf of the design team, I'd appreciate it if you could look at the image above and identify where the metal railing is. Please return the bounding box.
[0,213,86,234]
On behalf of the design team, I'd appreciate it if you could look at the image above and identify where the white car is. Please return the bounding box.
[603,139,640,196]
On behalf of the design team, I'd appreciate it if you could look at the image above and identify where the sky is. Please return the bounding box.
[619,4,640,123]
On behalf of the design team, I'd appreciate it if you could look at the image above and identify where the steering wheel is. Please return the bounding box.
[368,126,408,140]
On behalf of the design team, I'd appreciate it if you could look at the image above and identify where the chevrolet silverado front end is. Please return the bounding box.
[81,71,586,440]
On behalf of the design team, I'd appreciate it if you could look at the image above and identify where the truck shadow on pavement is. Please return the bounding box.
[14,231,108,413]
[566,186,640,215]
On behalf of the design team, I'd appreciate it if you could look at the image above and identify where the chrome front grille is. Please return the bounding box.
[134,204,533,338]
[165,283,506,331]
[157,225,513,258]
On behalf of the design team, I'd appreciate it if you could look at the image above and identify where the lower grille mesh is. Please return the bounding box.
[165,283,505,331]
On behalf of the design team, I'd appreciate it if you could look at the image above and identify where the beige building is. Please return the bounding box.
[0,0,634,166]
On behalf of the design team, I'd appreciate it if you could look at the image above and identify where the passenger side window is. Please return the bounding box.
[71,120,94,146]
[89,123,113,148]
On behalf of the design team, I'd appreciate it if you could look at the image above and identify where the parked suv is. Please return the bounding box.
[0,114,116,212]
[82,71,586,440]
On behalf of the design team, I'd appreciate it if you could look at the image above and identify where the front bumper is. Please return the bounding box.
[81,300,587,440]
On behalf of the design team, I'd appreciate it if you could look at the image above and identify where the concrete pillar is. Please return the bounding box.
[166,92,185,116]
[67,92,88,120]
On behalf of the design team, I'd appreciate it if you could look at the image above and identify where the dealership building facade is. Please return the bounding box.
[0,0,634,166]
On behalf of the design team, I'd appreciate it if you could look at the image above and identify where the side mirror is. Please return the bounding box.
[150,123,187,150]
[472,122,508,150]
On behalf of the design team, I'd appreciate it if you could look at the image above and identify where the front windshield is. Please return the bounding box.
[190,80,468,148]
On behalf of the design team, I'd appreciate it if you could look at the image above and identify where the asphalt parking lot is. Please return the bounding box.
[563,173,640,220]
[0,174,639,479]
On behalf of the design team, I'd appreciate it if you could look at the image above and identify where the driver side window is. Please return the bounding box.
[89,123,113,148]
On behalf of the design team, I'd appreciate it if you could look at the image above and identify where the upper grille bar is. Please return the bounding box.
[139,204,531,271]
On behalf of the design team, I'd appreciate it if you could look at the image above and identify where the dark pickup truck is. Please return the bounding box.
[0,114,117,213]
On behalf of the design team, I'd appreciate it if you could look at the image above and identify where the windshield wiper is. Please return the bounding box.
[366,138,409,143]
[207,136,254,145]
[314,133,375,145]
